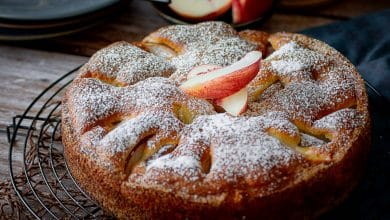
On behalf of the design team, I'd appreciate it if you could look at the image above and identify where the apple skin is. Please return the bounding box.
[232,0,273,24]
[187,64,222,79]
[214,87,248,116]
[184,63,251,116]
[180,51,261,99]
[169,0,232,22]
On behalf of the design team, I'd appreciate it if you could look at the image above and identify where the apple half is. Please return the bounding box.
[169,0,232,21]
[214,87,248,116]
[180,51,261,99]
[232,0,273,24]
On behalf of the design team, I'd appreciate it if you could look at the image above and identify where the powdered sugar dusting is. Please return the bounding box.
[313,108,362,131]
[249,41,361,129]
[141,113,303,184]
[150,21,238,50]
[249,81,326,125]
[267,42,328,76]
[98,110,182,155]
[147,155,203,181]
[144,21,257,83]
[66,78,120,133]
[300,133,325,147]
[66,77,215,134]
[170,38,256,83]
[79,41,175,85]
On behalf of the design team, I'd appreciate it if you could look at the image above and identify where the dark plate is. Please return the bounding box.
[0,1,122,41]
[0,0,120,21]
[0,21,98,41]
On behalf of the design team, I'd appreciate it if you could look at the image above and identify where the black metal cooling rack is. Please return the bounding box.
[7,66,111,219]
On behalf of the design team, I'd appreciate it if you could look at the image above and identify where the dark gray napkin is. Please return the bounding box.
[302,9,390,103]
[300,10,390,219]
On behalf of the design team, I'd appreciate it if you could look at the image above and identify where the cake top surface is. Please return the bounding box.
[64,21,369,195]
[144,21,258,83]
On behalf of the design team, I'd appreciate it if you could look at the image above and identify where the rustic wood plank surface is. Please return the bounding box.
[0,47,86,179]
[0,0,388,211]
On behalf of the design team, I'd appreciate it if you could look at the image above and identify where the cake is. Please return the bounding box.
[62,21,370,219]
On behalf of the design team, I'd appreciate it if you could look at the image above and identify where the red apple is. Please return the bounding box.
[214,87,248,116]
[169,0,232,21]
[232,0,273,24]
[187,64,222,79]
[180,51,261,99]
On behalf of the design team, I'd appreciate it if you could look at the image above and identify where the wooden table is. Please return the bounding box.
[0,0,388,196]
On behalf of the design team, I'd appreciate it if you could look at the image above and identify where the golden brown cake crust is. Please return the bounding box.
[62,22,370,219]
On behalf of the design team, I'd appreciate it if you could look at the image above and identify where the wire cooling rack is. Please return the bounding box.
[7,66,112,219]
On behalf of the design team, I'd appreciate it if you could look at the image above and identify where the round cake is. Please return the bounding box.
[62,21,370,219]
